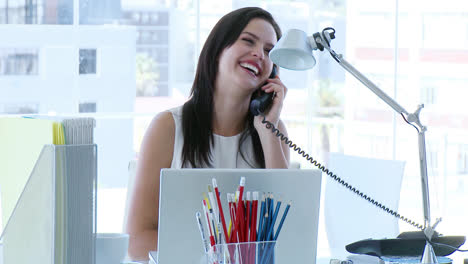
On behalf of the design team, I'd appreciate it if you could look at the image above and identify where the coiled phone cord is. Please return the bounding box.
[260,114,424,231]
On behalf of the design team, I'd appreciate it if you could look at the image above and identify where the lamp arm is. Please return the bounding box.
[321,44,433,232]
[418,124,432,230]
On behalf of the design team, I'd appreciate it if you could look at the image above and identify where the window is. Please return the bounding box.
[421,85,437,105]
[458,144,468,174]
[0,48,38,75]
[0,0,73,24]
[1,102,39,114]
[79,49,97,75]
[79,102,97,113]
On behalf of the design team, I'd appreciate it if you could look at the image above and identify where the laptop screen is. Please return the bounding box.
[157,168,322,264]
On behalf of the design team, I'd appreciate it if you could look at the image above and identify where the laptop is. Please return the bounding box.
[156,169,322,264]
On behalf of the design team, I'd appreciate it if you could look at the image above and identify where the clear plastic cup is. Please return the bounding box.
[206,241,276,264]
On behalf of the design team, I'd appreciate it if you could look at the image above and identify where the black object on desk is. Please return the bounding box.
[345,231,466,257]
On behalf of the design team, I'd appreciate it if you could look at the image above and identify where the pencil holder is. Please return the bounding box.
[206,241,276,264]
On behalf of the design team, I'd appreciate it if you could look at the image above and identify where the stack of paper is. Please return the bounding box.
[0,117,97,264]
[62,118,95,145]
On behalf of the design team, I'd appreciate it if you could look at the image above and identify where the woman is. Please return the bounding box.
[125,7,290,261]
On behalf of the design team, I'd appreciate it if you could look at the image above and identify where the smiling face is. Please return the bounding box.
[216,18,278,93]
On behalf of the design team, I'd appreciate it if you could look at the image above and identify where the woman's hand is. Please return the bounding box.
[253,76,288,130]
[253,76,290,169]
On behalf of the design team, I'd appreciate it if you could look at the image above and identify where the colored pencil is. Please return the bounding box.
[245,191,251,242]
[202,199,216,247]
[274,201,291,240]
[234,178,245,243]
[250,191,259,242]
[195,211,210,253]
[212,178,229,241]
[267,199,281,241]
[257,194,266,241]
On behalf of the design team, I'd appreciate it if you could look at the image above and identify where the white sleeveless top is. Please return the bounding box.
[169,106,260,168]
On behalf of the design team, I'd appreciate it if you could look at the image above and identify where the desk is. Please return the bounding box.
[0,244,143,264]
[0,244,465,264]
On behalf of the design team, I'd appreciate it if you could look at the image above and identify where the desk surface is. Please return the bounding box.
[1,241,466,264]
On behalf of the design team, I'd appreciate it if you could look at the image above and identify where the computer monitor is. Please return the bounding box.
[157,168,322,264]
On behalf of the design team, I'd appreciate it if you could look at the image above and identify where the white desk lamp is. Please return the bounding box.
[270,28,439,264]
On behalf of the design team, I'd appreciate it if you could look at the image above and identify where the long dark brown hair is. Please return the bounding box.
[181,7,282,168]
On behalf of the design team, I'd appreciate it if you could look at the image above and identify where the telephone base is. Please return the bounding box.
[345,235,465,257]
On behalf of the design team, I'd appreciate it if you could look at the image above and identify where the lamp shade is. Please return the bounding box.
[269,29,316,70]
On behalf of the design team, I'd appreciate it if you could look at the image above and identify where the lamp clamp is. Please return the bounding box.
[311,28,335,51]
[309,29,343,64]
[312,32,325,51]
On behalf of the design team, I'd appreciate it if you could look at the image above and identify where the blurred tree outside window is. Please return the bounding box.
[136,53,159,97]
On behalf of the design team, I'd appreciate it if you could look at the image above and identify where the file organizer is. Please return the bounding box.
[0,144,97,264]
[0,117,96,234]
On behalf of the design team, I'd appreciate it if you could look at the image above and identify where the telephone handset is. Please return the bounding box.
[249,64,277,116]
